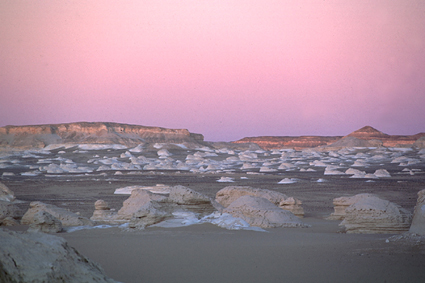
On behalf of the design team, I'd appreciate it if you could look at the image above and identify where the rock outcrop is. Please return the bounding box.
[0,182,15,202]
[0,183,24,226]
[27,211,63,233]
[93,186,216,229]
[0,229,117,282]
[215,186,304,217]
[21,201,93,227]
[0,201,23,226]
[222,196,308,228]
[327,193,377,220]
[0,122,205,149]
[409,189,425,235]
[232,136,341,150]
[232,126,425,149]
[337,194,412,234]
[90,200,117,223]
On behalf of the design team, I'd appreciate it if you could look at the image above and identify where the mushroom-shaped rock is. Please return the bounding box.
[339,195,412,234]
[223,196,309,229]
[0,182,15,202]
[21,201,93,227]
[90,200,118,223]
[409,189,425,235]
[216,186,304,217]
[27,211,63,233]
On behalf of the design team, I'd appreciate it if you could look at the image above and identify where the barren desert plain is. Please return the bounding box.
[1,123,425,282]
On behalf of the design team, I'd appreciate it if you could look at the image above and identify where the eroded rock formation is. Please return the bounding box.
[215,186,304,217]
[232,126,425,149]
[409,189,425,235]
[21,201,93,227]
[336,194,412,234]
[0,229,117,282]
[27,211,63,233]
[222,196,309,228]
[0,122,205,149]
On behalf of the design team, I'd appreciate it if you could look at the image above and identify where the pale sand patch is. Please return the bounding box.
[59,218,425,283]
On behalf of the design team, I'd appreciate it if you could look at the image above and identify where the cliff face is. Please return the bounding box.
[345,126,425,147]
[233,126,425,150]
[0,122,204,149]
[233,136,342,150]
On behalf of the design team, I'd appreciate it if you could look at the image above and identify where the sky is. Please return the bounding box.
[1,0,424,141]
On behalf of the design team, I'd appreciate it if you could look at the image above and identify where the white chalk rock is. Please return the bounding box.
[374,169,391,178]
[0,182,15,202]
[338,194,412,234]
[223,196,309,228]
[216,186,304,217]
[27,210,63,233]
[21,201,93,227]
[409,189,425,235]
[0,229,116,282]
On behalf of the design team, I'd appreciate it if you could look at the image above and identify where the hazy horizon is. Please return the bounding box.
[1,1,424,141]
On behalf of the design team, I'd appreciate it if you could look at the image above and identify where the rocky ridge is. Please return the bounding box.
[0,122,205,149]
[233,126,425,149]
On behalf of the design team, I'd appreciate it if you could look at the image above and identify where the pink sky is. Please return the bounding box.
[1,1,424,141]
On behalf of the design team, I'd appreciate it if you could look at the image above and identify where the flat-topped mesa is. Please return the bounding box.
[232,126,425,150]
[0,122,205,149]
[232,136,341,150]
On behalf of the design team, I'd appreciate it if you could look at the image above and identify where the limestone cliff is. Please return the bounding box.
[232,126,425,149]
[0,122,205,149]
[232,136,341,150]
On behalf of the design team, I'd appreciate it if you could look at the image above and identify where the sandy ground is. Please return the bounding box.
[2,147,425,282]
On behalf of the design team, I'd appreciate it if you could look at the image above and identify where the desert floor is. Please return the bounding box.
[2,147,425,282]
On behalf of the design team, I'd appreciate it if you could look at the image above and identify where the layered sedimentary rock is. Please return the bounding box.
[337,194,412,234]
[232,126,425,149]
[21,201,93,227]
[346,126,425,147]
[232,136,341,150]
[215,186,304,217]
[0,229,117,282]
[409,189,425,235]
[222,196,308,228]
[328,193,377,220]
[0,122,205,149]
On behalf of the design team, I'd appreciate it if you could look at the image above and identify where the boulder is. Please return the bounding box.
[27,211,63,233]
[0,200,23,226]
[216,186,304,217]
[116,189,167,220]
[21,201,93,227]
[327,193,377,220]
[0,229,116,282]
[0,182,15,202]
[223,196,309,228]
[167,185,212,205]
[338,194,412,234]
[409,189,425,235]
[128,201,170,229]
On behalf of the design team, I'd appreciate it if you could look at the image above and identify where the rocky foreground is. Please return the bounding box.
[1,122,425,282]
